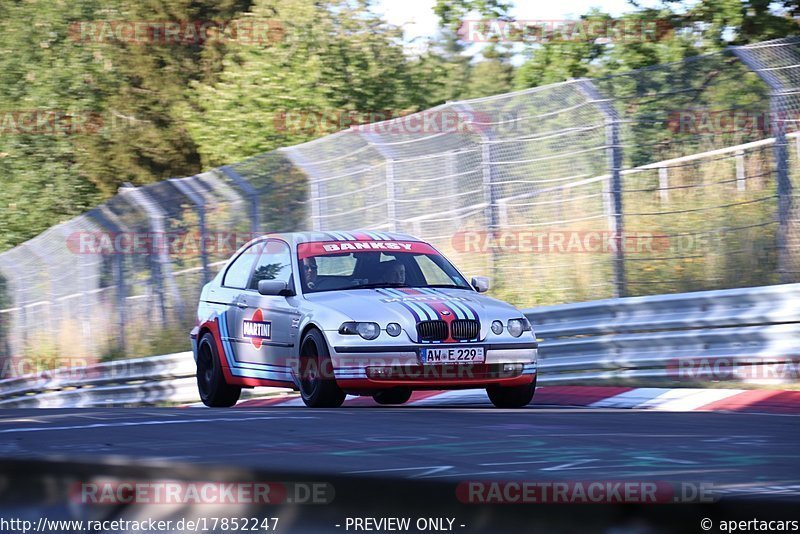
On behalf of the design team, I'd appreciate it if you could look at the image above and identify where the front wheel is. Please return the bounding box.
[298,329,346,408]
[373,388,412,405]
[197,332,241,407]
[487,377,536,408]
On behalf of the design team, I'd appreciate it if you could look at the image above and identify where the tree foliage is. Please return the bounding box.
[0,0,797,252]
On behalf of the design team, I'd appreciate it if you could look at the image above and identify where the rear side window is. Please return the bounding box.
[223,244,259,289]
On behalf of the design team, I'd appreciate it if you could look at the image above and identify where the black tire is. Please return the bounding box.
[373,388,412,405]
[197,332,241,407]
[487,377,536,408]
[298,329,346,408]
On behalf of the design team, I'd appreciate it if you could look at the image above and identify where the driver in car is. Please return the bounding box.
[302,257,318,289]
[381,260,406,285]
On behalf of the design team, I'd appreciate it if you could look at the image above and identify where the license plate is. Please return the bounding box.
[419,347,485,364]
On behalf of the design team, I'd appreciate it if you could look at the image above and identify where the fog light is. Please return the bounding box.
[491,320,504,335]
[503,363,523,372]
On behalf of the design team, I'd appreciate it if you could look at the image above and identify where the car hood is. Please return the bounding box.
[304,287,524,338]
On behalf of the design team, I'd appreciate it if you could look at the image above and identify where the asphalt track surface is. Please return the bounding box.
[1,404,798,498]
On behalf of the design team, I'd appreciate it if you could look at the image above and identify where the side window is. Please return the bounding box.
[223,244,259,289]
[249,240,293,290]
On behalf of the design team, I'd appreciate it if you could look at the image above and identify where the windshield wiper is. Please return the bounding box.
[425,284,471,289]
[351,282,411,289]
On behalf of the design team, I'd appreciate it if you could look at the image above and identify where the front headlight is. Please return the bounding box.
[491,320,504,335]
[507,318,531,338]
[339,321,380,340]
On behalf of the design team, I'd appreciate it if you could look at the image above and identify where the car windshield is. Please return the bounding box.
[297,241,472,293]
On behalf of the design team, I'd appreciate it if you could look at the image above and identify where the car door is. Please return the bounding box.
[229,239,298,373]
[212,241,261,366]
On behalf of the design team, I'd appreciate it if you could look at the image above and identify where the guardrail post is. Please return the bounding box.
[577,79,626,298]
[220,165,260,235]
[731,46,795,283]
[170,178,210,285]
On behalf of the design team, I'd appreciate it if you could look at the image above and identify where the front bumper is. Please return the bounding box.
[329,341,537,391]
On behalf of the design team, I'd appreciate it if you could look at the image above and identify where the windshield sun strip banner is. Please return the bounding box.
[297,240,438,259]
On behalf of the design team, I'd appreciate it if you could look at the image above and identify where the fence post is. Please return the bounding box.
[658,167,669,203]
[577,79,626,298]
[731,46,794,283]
[358,131,398,232]
[735,150,747,192]
[170,178,210,285]
[280,147,325,232]
[385,159,397,232]
[90,206,128,357]
[55,223,93,358]
[120,184,184,324]
[0,256,21,366]
[220,166,260,235]
[451,102,498,278]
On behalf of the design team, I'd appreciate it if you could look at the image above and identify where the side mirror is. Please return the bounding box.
[258,280,295,297]
[471,276,490,293]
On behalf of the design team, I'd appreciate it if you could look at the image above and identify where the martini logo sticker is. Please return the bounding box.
[242,309,271,349]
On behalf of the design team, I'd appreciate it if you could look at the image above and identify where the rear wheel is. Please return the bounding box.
[487,377,536,408]
[299,329,346,408]
[197,332,241,407]
[373,388,412,405]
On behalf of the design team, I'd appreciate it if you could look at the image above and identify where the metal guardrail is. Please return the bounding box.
[1,283,797,407]
[527,283,800,384]
[0,353,197,408]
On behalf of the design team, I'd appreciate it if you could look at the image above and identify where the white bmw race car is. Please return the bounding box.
[191,231,538,408]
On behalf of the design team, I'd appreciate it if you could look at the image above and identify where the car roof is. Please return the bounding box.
[263,231,425,247]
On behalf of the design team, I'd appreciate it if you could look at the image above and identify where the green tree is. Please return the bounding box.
[0,0,253,250]
[182,0,421,167]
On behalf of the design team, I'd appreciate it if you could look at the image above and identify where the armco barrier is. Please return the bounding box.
[527,283,800,383]
[1,283,798,407]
